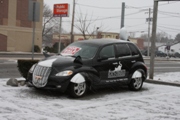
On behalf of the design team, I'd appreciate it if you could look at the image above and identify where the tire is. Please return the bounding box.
[69,82,87,98]
[128,69,144,91]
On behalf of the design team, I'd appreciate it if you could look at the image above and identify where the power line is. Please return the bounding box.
[126,1,179,9]
[157,28,179,34]
[126,16,174,20]
[66,10,144,23]
[125,11,143,16]
[75,10,143,19]
[158,10,180,15]
[126,23,145,28]
[76,1,179,10]
[76,3,121,9]
[158,23,180,27]
[159,12,180,18]
[158,25,180,31]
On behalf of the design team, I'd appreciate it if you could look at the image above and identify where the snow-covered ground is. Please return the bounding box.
[0,72,180,120]
[153,72,180,83]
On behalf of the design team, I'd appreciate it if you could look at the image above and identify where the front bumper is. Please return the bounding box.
[27,73,71,92]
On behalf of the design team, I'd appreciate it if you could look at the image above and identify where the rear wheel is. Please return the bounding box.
[128,69,144,91]
[69,82,87,98]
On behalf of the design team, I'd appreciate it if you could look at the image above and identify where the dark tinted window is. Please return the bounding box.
[99,45,115,58]
[116,44,131,57]
[128,44,139,56]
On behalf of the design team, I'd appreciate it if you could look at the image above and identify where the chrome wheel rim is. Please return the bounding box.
[133,77,142,89]
[74,82,86,96]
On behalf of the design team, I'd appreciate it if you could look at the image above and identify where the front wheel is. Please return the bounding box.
[128,69,144,91]
[69,82,87,98]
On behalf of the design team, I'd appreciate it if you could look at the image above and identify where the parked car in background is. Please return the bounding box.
[141,50,150,56]
[155,51,167,57]
[141,50,167,57]
[174,52,180,58]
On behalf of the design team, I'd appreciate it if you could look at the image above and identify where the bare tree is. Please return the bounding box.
[74,13,103,40]
[43,4,55,41]
[140,32,169,43]
[156,32,168,42]
[140,34,148,41]
[42,4,67,46]
[175,33,180,43]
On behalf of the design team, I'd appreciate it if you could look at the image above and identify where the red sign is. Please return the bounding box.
[61,46,81,55]
[53,4,69,17]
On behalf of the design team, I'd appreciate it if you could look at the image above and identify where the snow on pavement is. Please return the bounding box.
[0,78,180,120]
[154,72,180,83]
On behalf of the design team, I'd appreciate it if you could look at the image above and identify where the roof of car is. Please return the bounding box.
[77,39,130,46]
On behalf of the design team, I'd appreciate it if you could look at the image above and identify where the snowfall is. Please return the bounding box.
[0,72,180,120]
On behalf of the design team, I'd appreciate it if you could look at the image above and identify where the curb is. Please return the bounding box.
[143,58,180,61]
[0,52,55,60]
[145,79,180,87]
[0,52,43,55]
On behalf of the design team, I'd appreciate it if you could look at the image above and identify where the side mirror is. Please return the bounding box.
[119,27,128,40]
[74,56,82,64]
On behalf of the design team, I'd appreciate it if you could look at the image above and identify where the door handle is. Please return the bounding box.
[113,63,118,65]
[131,60,136,63]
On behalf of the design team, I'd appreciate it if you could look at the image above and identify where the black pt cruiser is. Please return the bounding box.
[27,39,147,98]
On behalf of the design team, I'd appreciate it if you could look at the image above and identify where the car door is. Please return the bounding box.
[93,44,121,85]
[114,43,133,81]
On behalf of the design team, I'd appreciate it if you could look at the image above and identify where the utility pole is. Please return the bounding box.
[58,17,62,54]
[32,2,36,60]
[147,8,151,56]
[149,1,158,79]
[121,2,125,28]
[70,0,75,43]
[28,1,40,60]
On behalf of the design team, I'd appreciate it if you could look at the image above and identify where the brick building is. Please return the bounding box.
[0,0,43,52]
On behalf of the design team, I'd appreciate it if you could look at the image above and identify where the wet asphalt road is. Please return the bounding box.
[0,58,180,78]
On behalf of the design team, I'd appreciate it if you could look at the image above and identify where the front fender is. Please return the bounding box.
[70,73,85,83]
[73,66,99,76]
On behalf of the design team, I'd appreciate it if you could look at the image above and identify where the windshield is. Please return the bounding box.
[61,42,98,59]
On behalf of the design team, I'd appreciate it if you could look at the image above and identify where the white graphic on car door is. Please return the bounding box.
[108,62,126,78]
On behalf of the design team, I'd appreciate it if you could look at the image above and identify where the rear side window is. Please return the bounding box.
[116,44,131,57]
[128,44,139,56]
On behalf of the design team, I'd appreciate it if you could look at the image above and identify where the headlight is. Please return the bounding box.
[56,70,73,76]
[29,64,37,73]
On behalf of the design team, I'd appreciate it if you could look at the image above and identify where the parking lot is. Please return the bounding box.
[1,78,180,120]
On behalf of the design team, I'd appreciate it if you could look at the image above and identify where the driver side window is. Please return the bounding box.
[99,45,115,58]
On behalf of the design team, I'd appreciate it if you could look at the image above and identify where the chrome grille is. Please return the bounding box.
[32,65,51,88]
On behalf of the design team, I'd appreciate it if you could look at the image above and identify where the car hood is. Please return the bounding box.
[38,55,79,67]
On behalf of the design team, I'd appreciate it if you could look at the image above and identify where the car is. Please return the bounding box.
[155,51,167,57]
[174,52,180,58]
[27,39,147,98]
[141,50,167,57]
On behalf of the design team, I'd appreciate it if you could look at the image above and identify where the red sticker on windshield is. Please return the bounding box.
[61,46,81,55]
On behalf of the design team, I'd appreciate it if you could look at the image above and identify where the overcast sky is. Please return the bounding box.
[44,0,180,39]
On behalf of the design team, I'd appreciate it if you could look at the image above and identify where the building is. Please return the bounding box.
[129,38,144,50]
[52,32,144,50]
[0,0,43,52]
